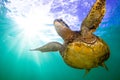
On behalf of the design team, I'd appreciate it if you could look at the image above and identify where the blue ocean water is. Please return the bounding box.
[0,0,120,80]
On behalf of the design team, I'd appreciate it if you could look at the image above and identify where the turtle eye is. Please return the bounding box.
[58,19,63,22]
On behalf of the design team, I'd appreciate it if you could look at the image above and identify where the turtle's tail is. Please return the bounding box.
[30,42,63,52]
[83,69,91,78]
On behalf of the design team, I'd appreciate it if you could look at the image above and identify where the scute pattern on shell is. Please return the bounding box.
[63,37,109,69]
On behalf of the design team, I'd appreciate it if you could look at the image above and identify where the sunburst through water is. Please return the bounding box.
[5,0,60,64]
[4,0,80,64]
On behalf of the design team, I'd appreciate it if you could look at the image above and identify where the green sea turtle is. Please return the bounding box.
[31,0,110,76]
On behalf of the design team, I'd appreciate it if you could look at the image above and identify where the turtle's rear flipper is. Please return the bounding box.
[101,63,109,71]
[83,69,91,78]
[30,42,63,52]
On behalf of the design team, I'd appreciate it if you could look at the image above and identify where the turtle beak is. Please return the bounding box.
[54,19,63,28]
[54,19,63,23]
[54,19,69,28]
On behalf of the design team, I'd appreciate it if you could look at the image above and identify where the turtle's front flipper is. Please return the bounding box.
[30,42,63,52]
[81,0,106,33]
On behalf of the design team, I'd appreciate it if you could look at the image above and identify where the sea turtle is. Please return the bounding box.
[31,0,110,76]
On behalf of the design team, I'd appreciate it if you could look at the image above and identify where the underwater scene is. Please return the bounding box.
[0,0,120,80]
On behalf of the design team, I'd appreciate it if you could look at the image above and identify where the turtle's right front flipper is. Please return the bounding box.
[81,0,106,33]
[30,42,63,52]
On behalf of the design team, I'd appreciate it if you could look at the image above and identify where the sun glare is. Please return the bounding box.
[15,11,58,48]
[5,0,62,64]
[12,12,60,64]
[4,0,78,64]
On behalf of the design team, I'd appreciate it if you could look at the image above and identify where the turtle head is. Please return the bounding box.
[54,19,69,28]
[54,19,75,40]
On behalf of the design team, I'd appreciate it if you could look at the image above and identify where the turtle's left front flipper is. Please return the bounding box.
[81,0,106,33]
[30,42,63,52]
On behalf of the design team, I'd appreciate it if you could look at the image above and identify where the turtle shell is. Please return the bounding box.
[62,37,110,69]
